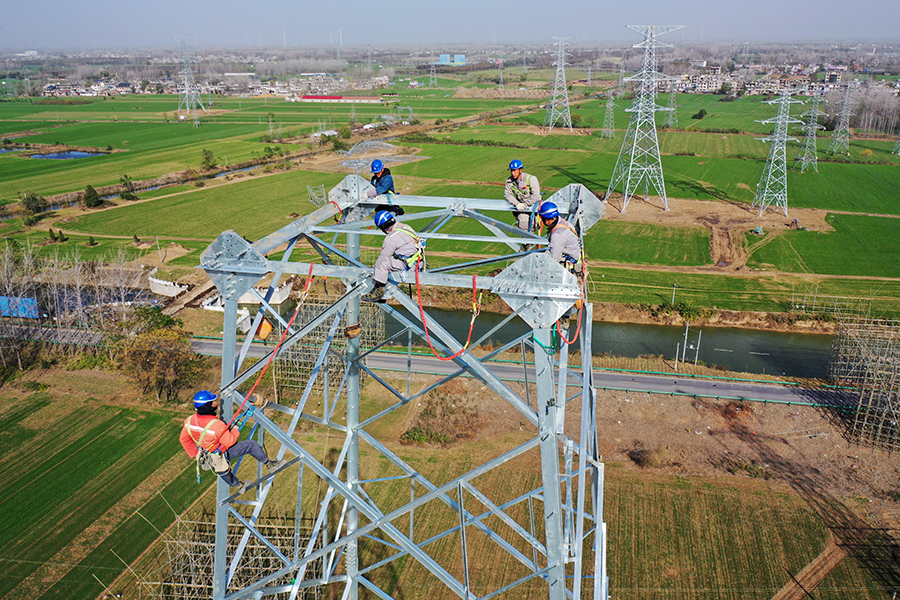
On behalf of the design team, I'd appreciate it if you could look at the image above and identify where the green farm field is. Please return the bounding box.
[0,385,202,600]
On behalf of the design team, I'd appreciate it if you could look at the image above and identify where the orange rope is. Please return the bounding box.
[225,263,315,429]
[415,264,480,361]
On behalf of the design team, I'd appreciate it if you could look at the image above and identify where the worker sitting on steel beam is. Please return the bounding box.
[180,390,285,493]
[363,210,423,303]
[538,202,583,278]
[367,159,404,217]
[504,159,541,230]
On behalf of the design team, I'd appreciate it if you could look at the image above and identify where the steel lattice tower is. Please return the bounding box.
[828,84,854,155]
[544,37,573,132]
[752,89,803,217]
[177,40,207,127]
[606,25,683,213]
[893,126,900,155]
[794,93,825,173]
[428,62,437,88]
[601,93,616,138]
[200,179,610,600]
[498,57,504,90]
[665,81,678,128]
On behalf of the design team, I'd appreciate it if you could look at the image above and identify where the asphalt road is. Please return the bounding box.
[192,339,855,408]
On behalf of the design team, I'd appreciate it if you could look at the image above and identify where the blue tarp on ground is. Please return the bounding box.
[0,296,40,319]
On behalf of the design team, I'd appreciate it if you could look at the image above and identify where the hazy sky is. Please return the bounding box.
[1,0,898,51]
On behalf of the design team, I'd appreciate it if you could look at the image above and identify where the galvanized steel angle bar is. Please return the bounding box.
[461,481,547,555]
[358,431,542,571]
[300,235,368,269]
[225,505,291,566]
[228,411,472,600]
[389,291,539,426]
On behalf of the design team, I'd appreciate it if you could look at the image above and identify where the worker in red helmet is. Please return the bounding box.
[180,390,285,493]
[504,159,541,230]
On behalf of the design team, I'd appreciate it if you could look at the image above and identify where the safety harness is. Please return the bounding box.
[391,222,425,270]
[186,415,232,480]
[550,219,585,274]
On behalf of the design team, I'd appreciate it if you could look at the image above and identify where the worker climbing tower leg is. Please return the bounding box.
[214,296,238,600]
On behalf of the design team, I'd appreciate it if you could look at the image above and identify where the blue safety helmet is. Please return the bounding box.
[193,390,218,408]
[371,159,384,173]
[374,210,395,230]
[538,202,559,220]
[508,159,523,170]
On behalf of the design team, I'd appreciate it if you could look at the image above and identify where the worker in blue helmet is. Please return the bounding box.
[363,210,423,303]
[179,390,286,493]
[367,159,396,198]
[504,159,541,230]
[538,202,583,277]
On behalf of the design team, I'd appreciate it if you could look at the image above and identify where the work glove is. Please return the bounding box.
[366,188,377,198]
[516,203,527,211]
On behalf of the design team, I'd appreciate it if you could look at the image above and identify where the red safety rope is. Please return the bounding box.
[225,263,315,429]
[415,262,480,361]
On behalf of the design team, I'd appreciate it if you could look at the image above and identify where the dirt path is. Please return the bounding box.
[770,534,847,600]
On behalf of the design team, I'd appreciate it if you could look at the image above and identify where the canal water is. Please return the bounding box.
[384,308,833,379]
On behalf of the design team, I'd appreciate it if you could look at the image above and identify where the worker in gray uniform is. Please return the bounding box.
[538,202,583,277]
[363,210,423,303]
[504,159,541,231]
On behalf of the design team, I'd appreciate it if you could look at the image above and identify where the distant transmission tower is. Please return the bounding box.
[606,25,683,213]
[894,127,900,155]
[177,40,207,128]
[752,89,803,217]
[587,65,592,86]
[428,61,437,88]
[544,37,573,132]
[794,93,825,173]
[601,93,616,138]
[665,80,678,128]
[828,84,854,155]
[498,57,504,90]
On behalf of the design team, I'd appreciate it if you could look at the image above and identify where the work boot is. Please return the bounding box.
[267,458,287,471]
[362,284,386,303]
[250,394,268,409]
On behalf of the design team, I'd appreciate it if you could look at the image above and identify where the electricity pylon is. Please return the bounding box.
[827,84,854,155]
[606,25,683,213]
[600,93,616,138]
[429,62,437,88]
[544,37,573,132]
[894,128,900,155]
[177,40,207,128]
[794,93,825,173]
[665,80,678,129]
[752,89,803,217]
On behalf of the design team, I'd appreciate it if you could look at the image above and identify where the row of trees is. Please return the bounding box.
[0,242,204,401]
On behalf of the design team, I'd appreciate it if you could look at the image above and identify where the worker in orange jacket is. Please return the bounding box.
[180,390,284,491]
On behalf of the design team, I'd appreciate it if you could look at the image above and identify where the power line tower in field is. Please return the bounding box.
[752,89,803,217]
[827,84,854,155]
[428,61,437,88]
[665,80,678,128]
[600,92,616,138]
[794,93,825,173]
[893,126,900,155]
[606,25,682,213]
[544,37,573,132]
[177,40,207,128]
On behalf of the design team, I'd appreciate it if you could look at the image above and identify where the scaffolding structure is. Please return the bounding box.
[144,516,321,600]
[606,25,682,213]
[306,185,327,207]
[544,37,573,133]
[827,84,854,156]
[198,175,609,600]
[177,40,207,128]
[794,93,825,173]
[830,317,900,452]
[600,93,616,139]
[751,89,803,217]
